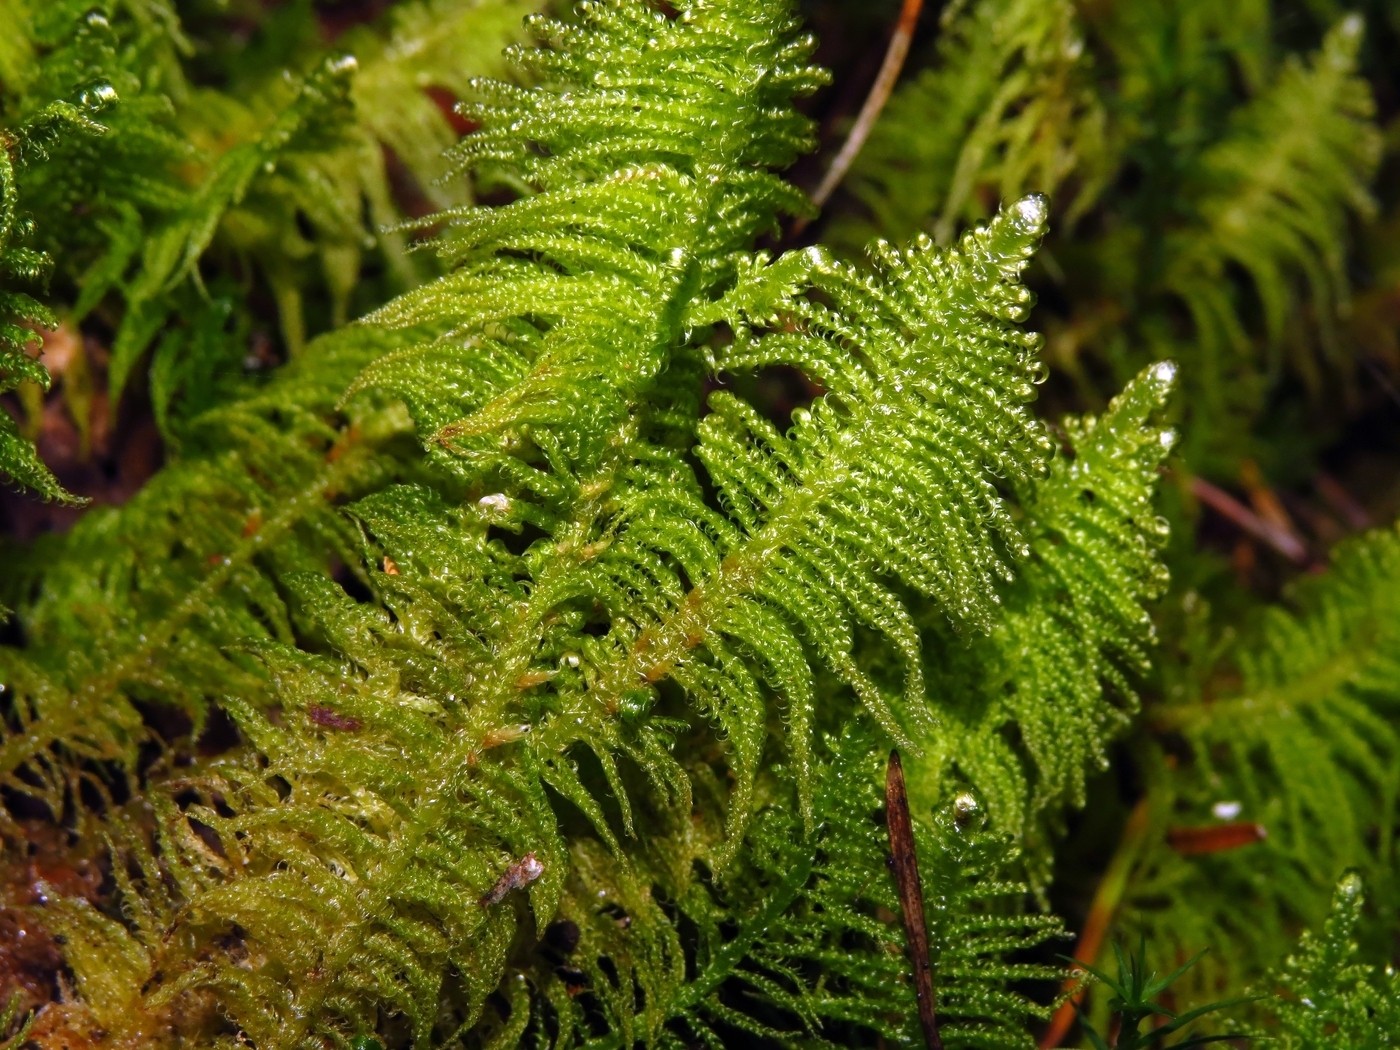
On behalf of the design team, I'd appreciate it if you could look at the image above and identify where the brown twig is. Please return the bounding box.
[1239,459,1306,550]
[1191,476,1309,565]
[791,0,925,237]
[886,749,943,1050]
[1039,795,1154,1049]
[1165,821,1266,857]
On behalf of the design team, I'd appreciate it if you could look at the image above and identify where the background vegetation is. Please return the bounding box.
[0,0,1396,1046]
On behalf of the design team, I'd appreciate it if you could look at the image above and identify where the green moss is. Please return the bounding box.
[0,0,1397,1045]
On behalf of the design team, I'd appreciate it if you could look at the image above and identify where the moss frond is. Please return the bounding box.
[1249,872,1400,1047]
[349,0,826,471]
[28,88,1074,1050]
[1158,15,1379,425]
[97,196,1064,1047]
[833,3,1381,478]
[1123,523,1400,1003]
[912,361,1176,868]
[4,0,1394,1045]
[841,0,1110,248]
[532,733,1062,1047]
[340,0,538,211]
[0,323,422,811]
[0,83,109,503]
[3,0,537,433]
[0,0,540,799]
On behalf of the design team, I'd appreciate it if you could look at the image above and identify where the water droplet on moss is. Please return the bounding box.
[1010,194,1049,233]
[81,82,117,110]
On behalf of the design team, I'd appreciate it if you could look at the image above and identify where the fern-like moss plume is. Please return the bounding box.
[0,84,109,504]
[835,1,1381,479]
[1247,872,1400,1046]
[0,0,1397,1046]
[1121,522,1400,1007]
[1,0,1165,1039]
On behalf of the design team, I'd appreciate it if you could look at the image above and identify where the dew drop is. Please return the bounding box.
[478,492,511,514]
[1010,193,1049,234]
[81,82,117,109]
[953,792,979,821]
[1337,869,1364,900]
[1149,360,1178,387]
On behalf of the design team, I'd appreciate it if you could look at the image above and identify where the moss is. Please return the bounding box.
[0,0,1397,1045]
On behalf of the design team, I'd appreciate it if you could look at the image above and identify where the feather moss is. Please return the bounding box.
[3,0,1395,1046]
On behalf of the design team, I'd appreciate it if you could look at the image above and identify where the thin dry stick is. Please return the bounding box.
[1239,459,1307,552]
[886,749,943,1050]
[1039,795,1154,1049]
[1192,475,1309,565]
[1165,821,1266,857]
[791,0,925,236]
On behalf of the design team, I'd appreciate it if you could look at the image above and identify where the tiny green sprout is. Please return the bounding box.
[1066,938,1255,1049]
